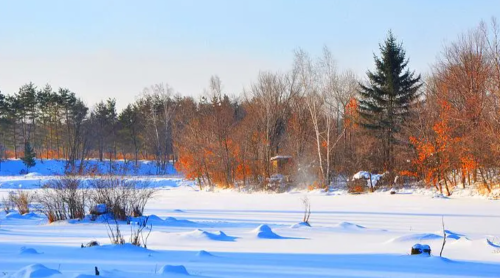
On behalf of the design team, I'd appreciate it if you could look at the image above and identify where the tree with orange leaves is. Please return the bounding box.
[410,100,460,195]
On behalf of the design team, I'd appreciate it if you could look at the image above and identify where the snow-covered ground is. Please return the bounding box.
[1,183,500,277]
[0,159,180,189]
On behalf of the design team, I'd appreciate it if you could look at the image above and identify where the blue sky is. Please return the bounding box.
[0,0,499,109]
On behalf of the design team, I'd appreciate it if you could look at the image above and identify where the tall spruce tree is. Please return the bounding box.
[357,31,421,175]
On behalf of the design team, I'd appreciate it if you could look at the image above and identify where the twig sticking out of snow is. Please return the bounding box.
[440,216,447,257]
[302,196,311,225]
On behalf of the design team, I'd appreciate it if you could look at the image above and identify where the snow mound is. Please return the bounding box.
[19,247,40,255]
[73,275,97,278]
[335,222,366,230]
[6,212,40,219]
[132,215,199,227]
[390,233,443,242]
[251,224,282,239]
[290,222,311,228]
[144,214,163,222]
[182,229,236,241]
[432,193,449,199]
[196,250,215,257]
[164,217,197,226]
[159,265,190,276]
[450,236,472,247]
[24,172,41,177]
[7,264,60,278]
[443,230,466,240]
[486,238,500,248]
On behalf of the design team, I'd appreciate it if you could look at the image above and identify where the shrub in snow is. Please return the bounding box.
[106,217,126,245]
[1,195,14,213]
[130,216,152,249]
[90,176,156,220]
[9,190,33,215]
[104,215,152,248]
[37,177,86,223]
[347,179,368,194]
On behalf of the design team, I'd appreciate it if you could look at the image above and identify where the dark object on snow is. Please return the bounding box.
[81,243,84,248]
[411,244,431,255]
[82,240,100,248]
[390,190,396,195]
[422,245,431,255]
[95,266,99,276]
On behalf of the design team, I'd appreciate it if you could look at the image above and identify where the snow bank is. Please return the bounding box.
[6,212,41,219]
[390,233,444,242]
[335,222,366,230]
[164,217,199,227]
[6,264,60,278]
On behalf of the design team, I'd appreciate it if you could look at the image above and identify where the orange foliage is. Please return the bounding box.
[344,97,358,127]
[399,170,418,178]
[410,100,458,185]
[5,150,17,159]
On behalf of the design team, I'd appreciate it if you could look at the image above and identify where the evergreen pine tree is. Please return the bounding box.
[21,142,36,173]
[357,31,421,174]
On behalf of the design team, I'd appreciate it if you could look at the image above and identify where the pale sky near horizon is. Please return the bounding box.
[1,0,499,110]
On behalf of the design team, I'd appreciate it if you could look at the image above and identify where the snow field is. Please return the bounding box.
[0,183,499,277]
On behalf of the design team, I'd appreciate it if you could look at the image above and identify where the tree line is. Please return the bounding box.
[0,83,177,174]
[1,19,499,193]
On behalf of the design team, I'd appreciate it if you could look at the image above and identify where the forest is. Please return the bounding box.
[1,19,499,194]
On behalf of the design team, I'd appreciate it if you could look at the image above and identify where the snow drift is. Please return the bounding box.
[6,264,60,278]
